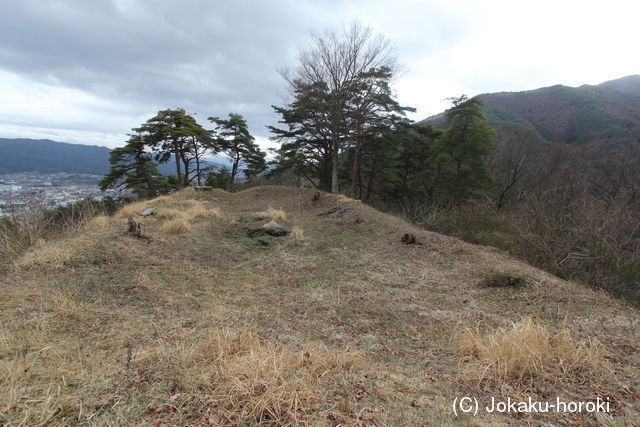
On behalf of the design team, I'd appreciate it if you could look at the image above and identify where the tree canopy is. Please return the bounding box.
[209,113,266,191]
[270,22,408,194]
[99,134,172,197]
[102,109,265,196]
[135,108,213,189]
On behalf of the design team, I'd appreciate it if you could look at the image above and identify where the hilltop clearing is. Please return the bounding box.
[1,186,638,425]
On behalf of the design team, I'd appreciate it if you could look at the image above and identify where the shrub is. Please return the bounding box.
[204,167,232,190]
[45,197,113,230]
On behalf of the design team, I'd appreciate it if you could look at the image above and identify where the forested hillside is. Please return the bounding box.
[425,75,640,147]
[0,138,111,174]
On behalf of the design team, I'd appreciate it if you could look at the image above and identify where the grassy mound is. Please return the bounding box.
[1,186,637,425]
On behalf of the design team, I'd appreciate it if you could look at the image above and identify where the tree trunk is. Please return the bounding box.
[320,151,332,191]
[331,139,339,194]
[195,151,201,186]
[174,141,183,189]
[350,136,363,198]
[229,158,239,192]
[182,157,191,188]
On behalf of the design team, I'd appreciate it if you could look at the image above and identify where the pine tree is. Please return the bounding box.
[99,134,168,197]
[208,113,266,191]
[136,108,212,189]
[432,95,495,201]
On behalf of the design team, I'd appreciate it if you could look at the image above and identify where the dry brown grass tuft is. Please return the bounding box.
[115,201,150,218]
[335,194,359,203]
[161,218,192,235]
[86,215,110,229]
[17,241,73,270]
[141,329,363,424]
[48,290,86,321]
[187,206,222,219]
[114,194,182,219]
[157,208,190,221]
[135,271,152,290]
[457,317,611,388]
[291,225,305,240]
[255,207,287,221]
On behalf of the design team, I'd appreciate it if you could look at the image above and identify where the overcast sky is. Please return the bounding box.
[1,0,638,150]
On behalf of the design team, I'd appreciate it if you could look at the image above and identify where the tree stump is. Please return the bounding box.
[127,216,143,238]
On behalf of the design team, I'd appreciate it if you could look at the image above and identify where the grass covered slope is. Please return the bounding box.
[1,186,639,425]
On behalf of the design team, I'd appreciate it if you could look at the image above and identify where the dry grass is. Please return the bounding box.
[48,290,87,321]
[115,200,150,218]
[255,207,287,221]
[2,186,638,425]
[115,194,185,219]
[151,195,171,203]
[480,271,526,288]
[262,220,283,230]
[335,195,359,203]
[171,199,200,210]
[139,329,363,425]
[86,215,110,229]
[187,206,222,219]
[157,208,190,221]
[457,317,611,388]
[161,218,192,235]
[135,271,152,290]
[16,240,73,270]
[291,225,305,240]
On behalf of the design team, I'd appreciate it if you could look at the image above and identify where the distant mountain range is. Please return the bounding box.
[424,75,640,147]
[0,138,230,175]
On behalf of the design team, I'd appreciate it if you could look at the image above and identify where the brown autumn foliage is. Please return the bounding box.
[423,139,640,303]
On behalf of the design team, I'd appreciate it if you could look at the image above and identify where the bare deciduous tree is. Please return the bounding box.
[281,21,399,194]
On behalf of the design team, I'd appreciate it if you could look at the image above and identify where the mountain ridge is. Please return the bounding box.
[0,137,229,176]
[423,75,640,147]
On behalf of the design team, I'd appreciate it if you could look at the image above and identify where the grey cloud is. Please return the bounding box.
[3,0,633,148]
[0,0,338,141]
